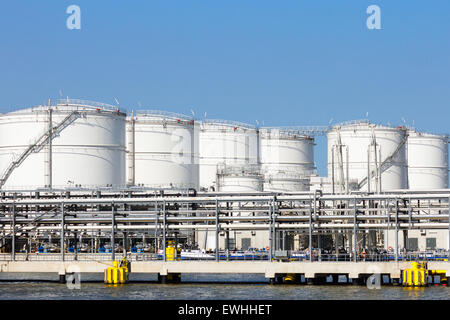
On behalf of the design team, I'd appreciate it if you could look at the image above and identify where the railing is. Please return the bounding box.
[259,126,329,137]
[1,251,447,262]
[0,183,195,192]
[7,99,124,114]
[0,253,159,262]
[51,98,123,113]
[332,119,370,128]
[135,110,193,121]
[202,119,256,130]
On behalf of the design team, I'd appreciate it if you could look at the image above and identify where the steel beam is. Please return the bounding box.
[11,204,15,261]
[61,203,64,261]
[215,199,219,262]
[111,202,115,261]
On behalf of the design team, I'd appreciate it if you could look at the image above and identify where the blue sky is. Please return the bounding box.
[1,1,449,176]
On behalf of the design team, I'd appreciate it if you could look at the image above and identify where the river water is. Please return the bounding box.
[0,273,449,300]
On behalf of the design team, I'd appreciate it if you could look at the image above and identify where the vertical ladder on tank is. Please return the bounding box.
[334,128,346,194]
[358,130,409,190]
[0,110,81,188]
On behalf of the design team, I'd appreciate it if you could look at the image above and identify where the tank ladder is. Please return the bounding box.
[0,111,81,188]
[335,128,346,193]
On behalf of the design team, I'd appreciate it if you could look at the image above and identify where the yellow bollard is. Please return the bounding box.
[403,269,413,286]
[104,259,129,284]
[413,269,419,286]
[403,261,428,287]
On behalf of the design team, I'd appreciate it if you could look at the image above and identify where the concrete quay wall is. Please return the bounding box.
[2,261,449,279]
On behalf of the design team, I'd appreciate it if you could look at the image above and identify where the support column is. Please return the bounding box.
[331,147,335,194]
[74,231,78,261]
[45,107,52,189]
[163,200,166,262]
[386,199,390,254]
[225,229,230,260]
[272,199,277,255]
[111,202,115,261]
[402,230,408,252]
[268,201,272,261]
[61,203,65,261]
[367,147,371,193]
[309,202,313,262]
[123,231,128,256]
[11,203,15,261]
[155,201,158,253]
[353,198,357,262]
[126,113,135,186]
[395,200,398,262]
[215,199,219,262]
[448,197,450,260]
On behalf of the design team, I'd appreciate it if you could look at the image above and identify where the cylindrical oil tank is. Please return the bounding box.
[259,128,315,175]
[0,99,126,189]
[127,110,198,189]
[327,121,408,192]
[407,130,448,190]
[199,120,258,191]
[259,127,315,192]
[216,164,263,192]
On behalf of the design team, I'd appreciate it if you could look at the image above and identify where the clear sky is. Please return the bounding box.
[0,1,449,176]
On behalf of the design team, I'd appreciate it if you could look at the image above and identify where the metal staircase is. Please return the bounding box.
[358,132,409,190]
[0,110,80,188]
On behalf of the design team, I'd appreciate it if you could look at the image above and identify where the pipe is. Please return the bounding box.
[126,114,135,186]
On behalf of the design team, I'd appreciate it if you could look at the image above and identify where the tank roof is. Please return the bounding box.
[407,129,449,139]
[259,127,318,139]
[135,109,193,121]
[330,119,406,131]
[202,119,256,129]
[5,99,125,115]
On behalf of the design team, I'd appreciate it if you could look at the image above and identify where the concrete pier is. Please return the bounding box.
[2,260,449,284]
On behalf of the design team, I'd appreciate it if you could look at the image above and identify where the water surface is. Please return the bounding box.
[0,273,448,300]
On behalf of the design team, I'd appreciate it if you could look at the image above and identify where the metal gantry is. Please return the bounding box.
[0,188,449,262]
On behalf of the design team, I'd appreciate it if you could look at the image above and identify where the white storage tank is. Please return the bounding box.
[259,127,315,192]
[216,164,263,192]
[199,120,258,191]
[0,99,126,189]
[127,110,198,189]
[259,127,315,176]
[327,120,408,192]
[407,130,449,190]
